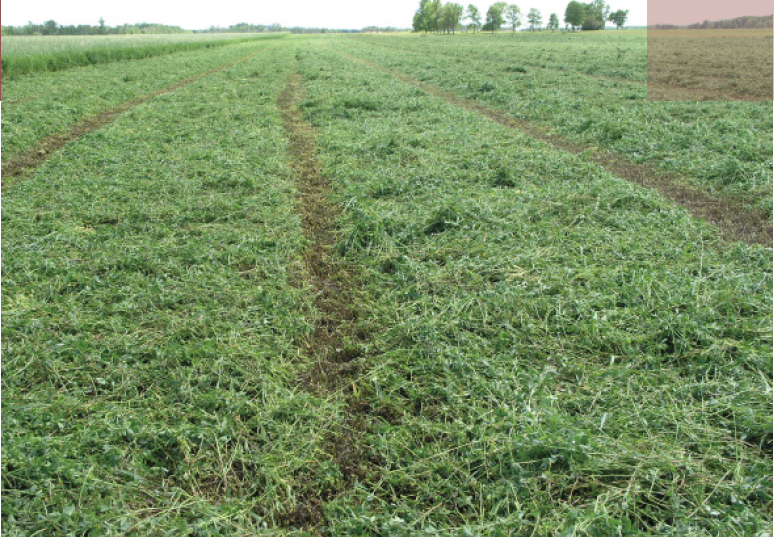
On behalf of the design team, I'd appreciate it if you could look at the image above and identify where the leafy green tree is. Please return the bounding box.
[413,0,429,31]
[465,4,482,32]
[592,0,610,24]
[564,1,585,31]
[581,0,609,30]
[43,20,58,35]
[527,8,542,31]
[608,9,628,29]
[413,10,424,31]
[450,3,465,33]
[504,4,522,32]
[439,3,464,33]
[439,4,451,32]
[415,0,441,32]
[425,0,442,31]
[547,13,560,31]
[484,2,507,33]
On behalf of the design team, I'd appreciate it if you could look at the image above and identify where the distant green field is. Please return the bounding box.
[2,34,771,536]
[1,33,286,77]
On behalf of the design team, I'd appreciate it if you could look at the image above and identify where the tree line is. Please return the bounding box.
[650,15,772,31]
[413,0,628,33]
[687,14,772,30]
[0,20,381,36]
[1,20,190,36]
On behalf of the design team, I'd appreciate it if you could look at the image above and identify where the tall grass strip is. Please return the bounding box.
[1,34,286,78]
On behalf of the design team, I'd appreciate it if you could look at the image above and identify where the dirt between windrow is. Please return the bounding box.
[330,45,772,248]
[277,71,378,530]
[1,47,269,187]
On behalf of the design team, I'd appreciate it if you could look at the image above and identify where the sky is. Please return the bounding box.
[2,0,650,30]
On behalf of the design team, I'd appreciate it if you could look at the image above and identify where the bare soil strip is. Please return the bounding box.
[331,45,772,247]
[1,47,269,187]
[278,72,377,529]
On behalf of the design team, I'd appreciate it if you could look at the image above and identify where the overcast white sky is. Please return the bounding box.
[2,0,648,30]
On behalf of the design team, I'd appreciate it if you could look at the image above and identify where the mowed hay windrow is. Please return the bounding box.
[2,33,772,536]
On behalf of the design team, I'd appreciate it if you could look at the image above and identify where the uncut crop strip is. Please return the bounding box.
[326,43,772,247]
[1,46,270,186]
[1,34,285,78]
[277,69,379,529]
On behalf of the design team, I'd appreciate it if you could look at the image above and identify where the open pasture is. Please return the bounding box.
[2,33,772,536]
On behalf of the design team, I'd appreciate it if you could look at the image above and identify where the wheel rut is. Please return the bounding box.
[277,70,378,530]
[327,43,772,248]
[2,46,269,188]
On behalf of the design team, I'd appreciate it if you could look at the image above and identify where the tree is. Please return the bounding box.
[504,4,521,32]
[413,11,424,31]
[564,1,585,31]
[439,3,464,33]
[425,0,442,32]
[581,0,609,30]
[98,17,106,34]
[465,4,482,32]
[608,9,628,29]
[484,2,507,33]
[43,20,58,35]
[527,8,542,31]
[592,0,610,25]
[547,13,560,31]
[413,0,430,31]
[439,4,451,32]
[449,3,464,33]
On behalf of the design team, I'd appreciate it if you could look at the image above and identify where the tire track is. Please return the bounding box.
[277,70,379,530]
[325,42,772,247]
[2,46,270,188]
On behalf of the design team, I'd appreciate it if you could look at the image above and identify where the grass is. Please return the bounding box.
[297,40,772,534]
[2,42,325,534]
[329,32,773,213]
[1,33,286,78]
[1,39,277,163]
[2,33,772,535]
